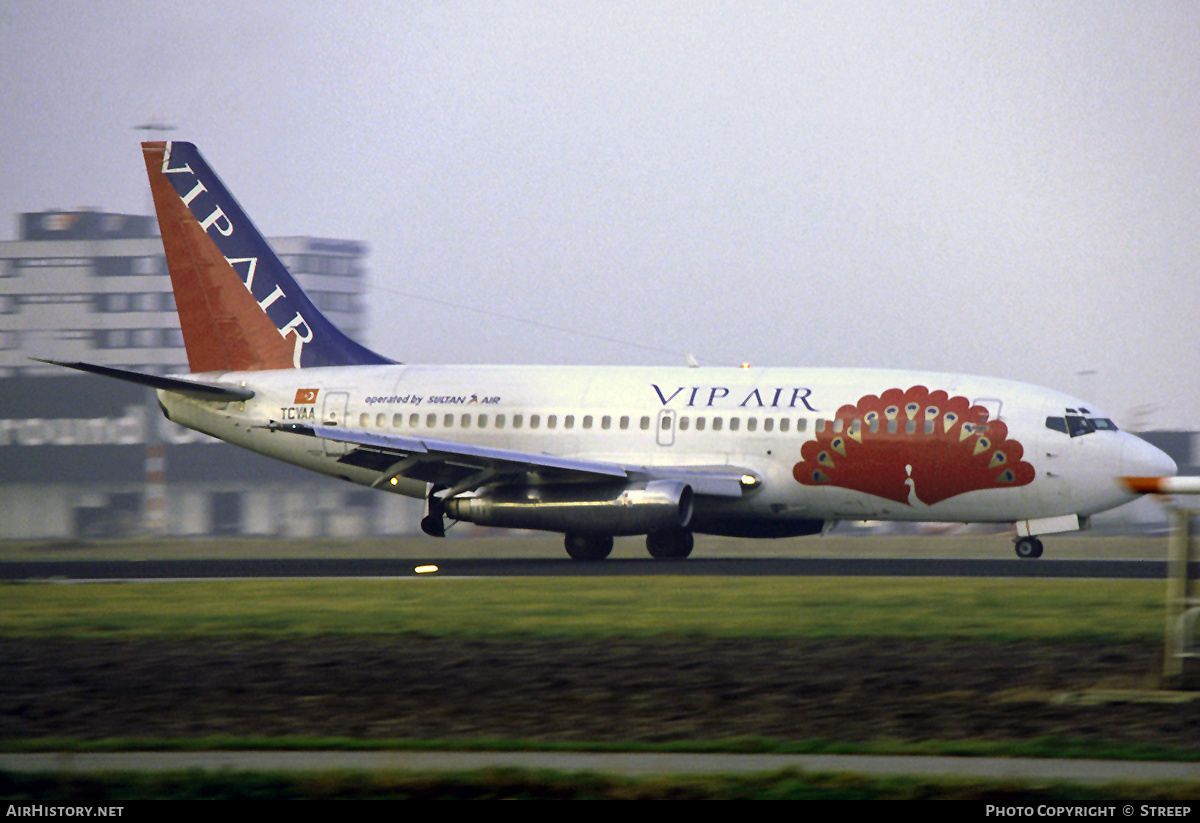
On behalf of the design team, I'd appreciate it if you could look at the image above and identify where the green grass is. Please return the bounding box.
[4,733,1199,762]
[0,576,1169,642]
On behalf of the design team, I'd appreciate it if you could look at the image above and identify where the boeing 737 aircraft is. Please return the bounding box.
[46,141,1177,560]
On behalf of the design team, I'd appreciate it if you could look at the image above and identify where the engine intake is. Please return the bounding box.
[443,480,694,536]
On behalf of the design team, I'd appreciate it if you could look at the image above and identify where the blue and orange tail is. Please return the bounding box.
[143,141,393,372]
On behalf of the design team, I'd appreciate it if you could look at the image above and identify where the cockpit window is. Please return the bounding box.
[1065,415,1094,437]
[1046,412,1119,437]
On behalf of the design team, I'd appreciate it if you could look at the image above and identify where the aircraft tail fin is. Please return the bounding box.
[142,141,394,372]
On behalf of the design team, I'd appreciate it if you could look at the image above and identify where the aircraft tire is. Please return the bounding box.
[646,528,694,560]
[1014,536,1044,559]
[564,534,613,561]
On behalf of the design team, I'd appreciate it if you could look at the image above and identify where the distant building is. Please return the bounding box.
[1,209,367,377]
[0,209,420,539]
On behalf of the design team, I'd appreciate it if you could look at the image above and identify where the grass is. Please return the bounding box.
[0,576,1170,642]
[3,535,1193,796]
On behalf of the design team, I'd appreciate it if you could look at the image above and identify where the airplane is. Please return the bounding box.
[45,141,1178,560]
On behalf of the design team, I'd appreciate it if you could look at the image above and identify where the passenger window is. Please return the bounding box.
[779,418,788,433]
[696,417,706,431]
[359,413,369,427]
[477,414,487,428]
[798,418,808,433]
[494,414,504,428]
[513,414,523,429]
[620,416,630,430]
[763,418,774,432]
[426,413,437,427]
[748,418,758,432]
[410,413,420,427]
[583,415,593,429]
[530,414,540,429]
[641,416,651,430]
[815,419,825,433]
[460,414,471,428]
[679,416,690,431]
[601,415,610,429]
[712,417,723,431]
[729,418,740,431]
[393,413,404,428]
[564,415,574,429]
[548,415,558,429]
[444,414,454,427]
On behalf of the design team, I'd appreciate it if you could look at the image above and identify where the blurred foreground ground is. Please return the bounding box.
[3,636,1198,750]
[4,534,1194,752]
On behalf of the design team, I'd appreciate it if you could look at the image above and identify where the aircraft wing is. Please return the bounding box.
[271,423,751,498]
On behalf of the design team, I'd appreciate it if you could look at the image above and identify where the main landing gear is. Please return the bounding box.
[1014,536,1044,559]
[421,487,446,538]
[646,528,694,560]
[564,534,613,561]
[563,530,695,561]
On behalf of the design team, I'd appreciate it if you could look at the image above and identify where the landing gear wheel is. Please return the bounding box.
[1014,536,1044,559]
[421,488,447,538]
[564,534,613,561]
[646,529,694,560]
[420,514,446,538]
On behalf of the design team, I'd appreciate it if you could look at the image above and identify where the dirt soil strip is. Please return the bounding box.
[2,638,1199,748]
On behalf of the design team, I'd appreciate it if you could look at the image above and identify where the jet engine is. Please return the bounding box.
[443,480,694,535]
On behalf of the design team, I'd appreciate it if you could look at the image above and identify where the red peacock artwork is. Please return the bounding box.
[793,386,1035,506]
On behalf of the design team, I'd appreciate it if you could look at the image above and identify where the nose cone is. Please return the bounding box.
[1122,435,1177,480]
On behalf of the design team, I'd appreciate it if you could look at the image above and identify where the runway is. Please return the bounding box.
[0,556,1191,581]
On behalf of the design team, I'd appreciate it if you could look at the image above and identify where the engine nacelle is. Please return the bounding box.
[443,480,694,536]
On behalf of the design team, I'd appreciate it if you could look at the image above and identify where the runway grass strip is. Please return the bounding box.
[0,576,1168,642]
[3,734,1198,763]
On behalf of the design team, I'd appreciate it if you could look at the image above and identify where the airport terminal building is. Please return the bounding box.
[0,209,421,539]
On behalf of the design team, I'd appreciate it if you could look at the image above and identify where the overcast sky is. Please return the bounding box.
[2,1,1198,428]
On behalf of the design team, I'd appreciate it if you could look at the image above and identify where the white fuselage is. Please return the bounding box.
[157,364,1174,535]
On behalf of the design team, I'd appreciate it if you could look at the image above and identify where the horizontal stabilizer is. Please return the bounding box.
[36,359,255,402]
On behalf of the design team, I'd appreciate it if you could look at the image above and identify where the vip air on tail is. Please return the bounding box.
[45,141,1178,560]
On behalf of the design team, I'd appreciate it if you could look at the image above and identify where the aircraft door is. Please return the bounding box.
[656,409,676,447]
[972,397,1003,422]
[321,391,349,455]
